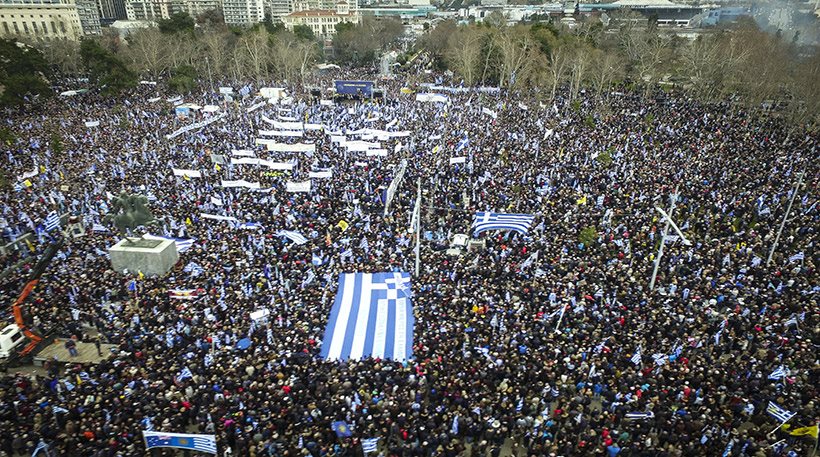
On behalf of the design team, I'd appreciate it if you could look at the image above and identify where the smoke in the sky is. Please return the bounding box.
[749,0,819,46]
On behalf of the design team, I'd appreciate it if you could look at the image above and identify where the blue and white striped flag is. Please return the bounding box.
[175,367,193,383]
[789,252,804,263]
[301,270,316,288]
[276,230,309,245]
[44,211,60,232]
[456,136,469,152]
[631,345,642,365]
[516,398,524,412]
[721,440,734,457]
[320,272,413,361]
[652,353,667,366]
[31,440,49,457]
[766,401,795,423]
[142,234,194,253]
[312,253,324,266]
[714,319,727,345]
[768,366,788,380]
[625,411,654,420]
[143,431,217,454]
[472,212,535,236]
[451,415,459,434]
[183,262,204,276]
[361,437,379,455]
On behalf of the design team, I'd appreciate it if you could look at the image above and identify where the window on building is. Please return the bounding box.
[23,22,29,33]
[2,23,8,34]
[32,21,38,34]
[13,22,19,33]
[59,21,65,33]
[42,21,47,33]
[51,21,56,33]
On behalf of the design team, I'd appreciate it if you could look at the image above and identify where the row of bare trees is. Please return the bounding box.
[417,15,819,127]
[37,24,319,85]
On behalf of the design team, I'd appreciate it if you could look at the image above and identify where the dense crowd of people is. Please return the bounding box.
[0,73,817,457]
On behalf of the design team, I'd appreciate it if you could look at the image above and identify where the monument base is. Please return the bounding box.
[109,238,178,276]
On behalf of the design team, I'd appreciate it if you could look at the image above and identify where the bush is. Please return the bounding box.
[597,149,613,167]
[168,65,198,94]
[579,226,597,247]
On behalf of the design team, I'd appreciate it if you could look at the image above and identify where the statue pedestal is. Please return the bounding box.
[109,238,178,277]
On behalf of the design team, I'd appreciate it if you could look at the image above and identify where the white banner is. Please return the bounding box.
[320,100,334,106]
[231,149,255,157]
[416,93,449,103]
[345,140,381,151]
[330,135,346,143]
[200,213,239,222]
[172,168,202,178]
[231,157,259,165]
[366,149,388,157]
[482,107,498,119]
[211,196,223,206]
[246,101,266,113]
[258,160,293,170]
[449,156,467,165]
[219,87,234,94]
[230,158,293,170]
[308,170,333,179]
[264,143,315,153]
[84,120,100,128]
[221,179,261,189]
[304,123,323,131]
[286,181,311,193]
[166,113,227,140]
[259,130,303,137]
[17,167,38,181]
[148,97,161,103]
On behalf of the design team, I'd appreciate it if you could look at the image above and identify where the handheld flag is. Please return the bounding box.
[471,212,535,236]
[361,437,379,454]
[331,421,352,438]
[766,401,795,423]
[143,431,217,454]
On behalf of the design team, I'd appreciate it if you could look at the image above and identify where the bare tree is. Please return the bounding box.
[237,28,270,80]
[495,25,534,88]
[445,26,485,86]
[198,28,234,79]
[126,28,169,79]
[38,38,81,75]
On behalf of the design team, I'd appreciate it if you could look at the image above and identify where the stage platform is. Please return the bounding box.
[33,339,117,366]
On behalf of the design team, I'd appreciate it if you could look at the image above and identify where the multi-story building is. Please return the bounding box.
[124,0,173,20]
[181,0,220,18]
[0,0,85,40]
[75,0,100,33]
[282,0,358,37]
[223,0,264,24]
[265,0,291,20]
[97,0,127,20]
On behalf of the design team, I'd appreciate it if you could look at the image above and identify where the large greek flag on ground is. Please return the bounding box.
[143,431,217,454]
[472,212,535,236]
[320,272,413,361]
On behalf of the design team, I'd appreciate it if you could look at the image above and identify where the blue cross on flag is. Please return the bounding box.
[320,272,413,361]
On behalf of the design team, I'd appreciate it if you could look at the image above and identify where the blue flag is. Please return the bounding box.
[331,421,352,438]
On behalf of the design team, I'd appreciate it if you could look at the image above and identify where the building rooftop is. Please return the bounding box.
[287,8,352,15]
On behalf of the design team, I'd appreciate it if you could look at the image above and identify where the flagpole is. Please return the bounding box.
[414,178,421,277]
[554,303,567,334]
[767,413,796,437]
[766,171,804,266]
[649,186,678,291]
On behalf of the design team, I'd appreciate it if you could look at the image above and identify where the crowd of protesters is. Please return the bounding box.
[0,72,817,457]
